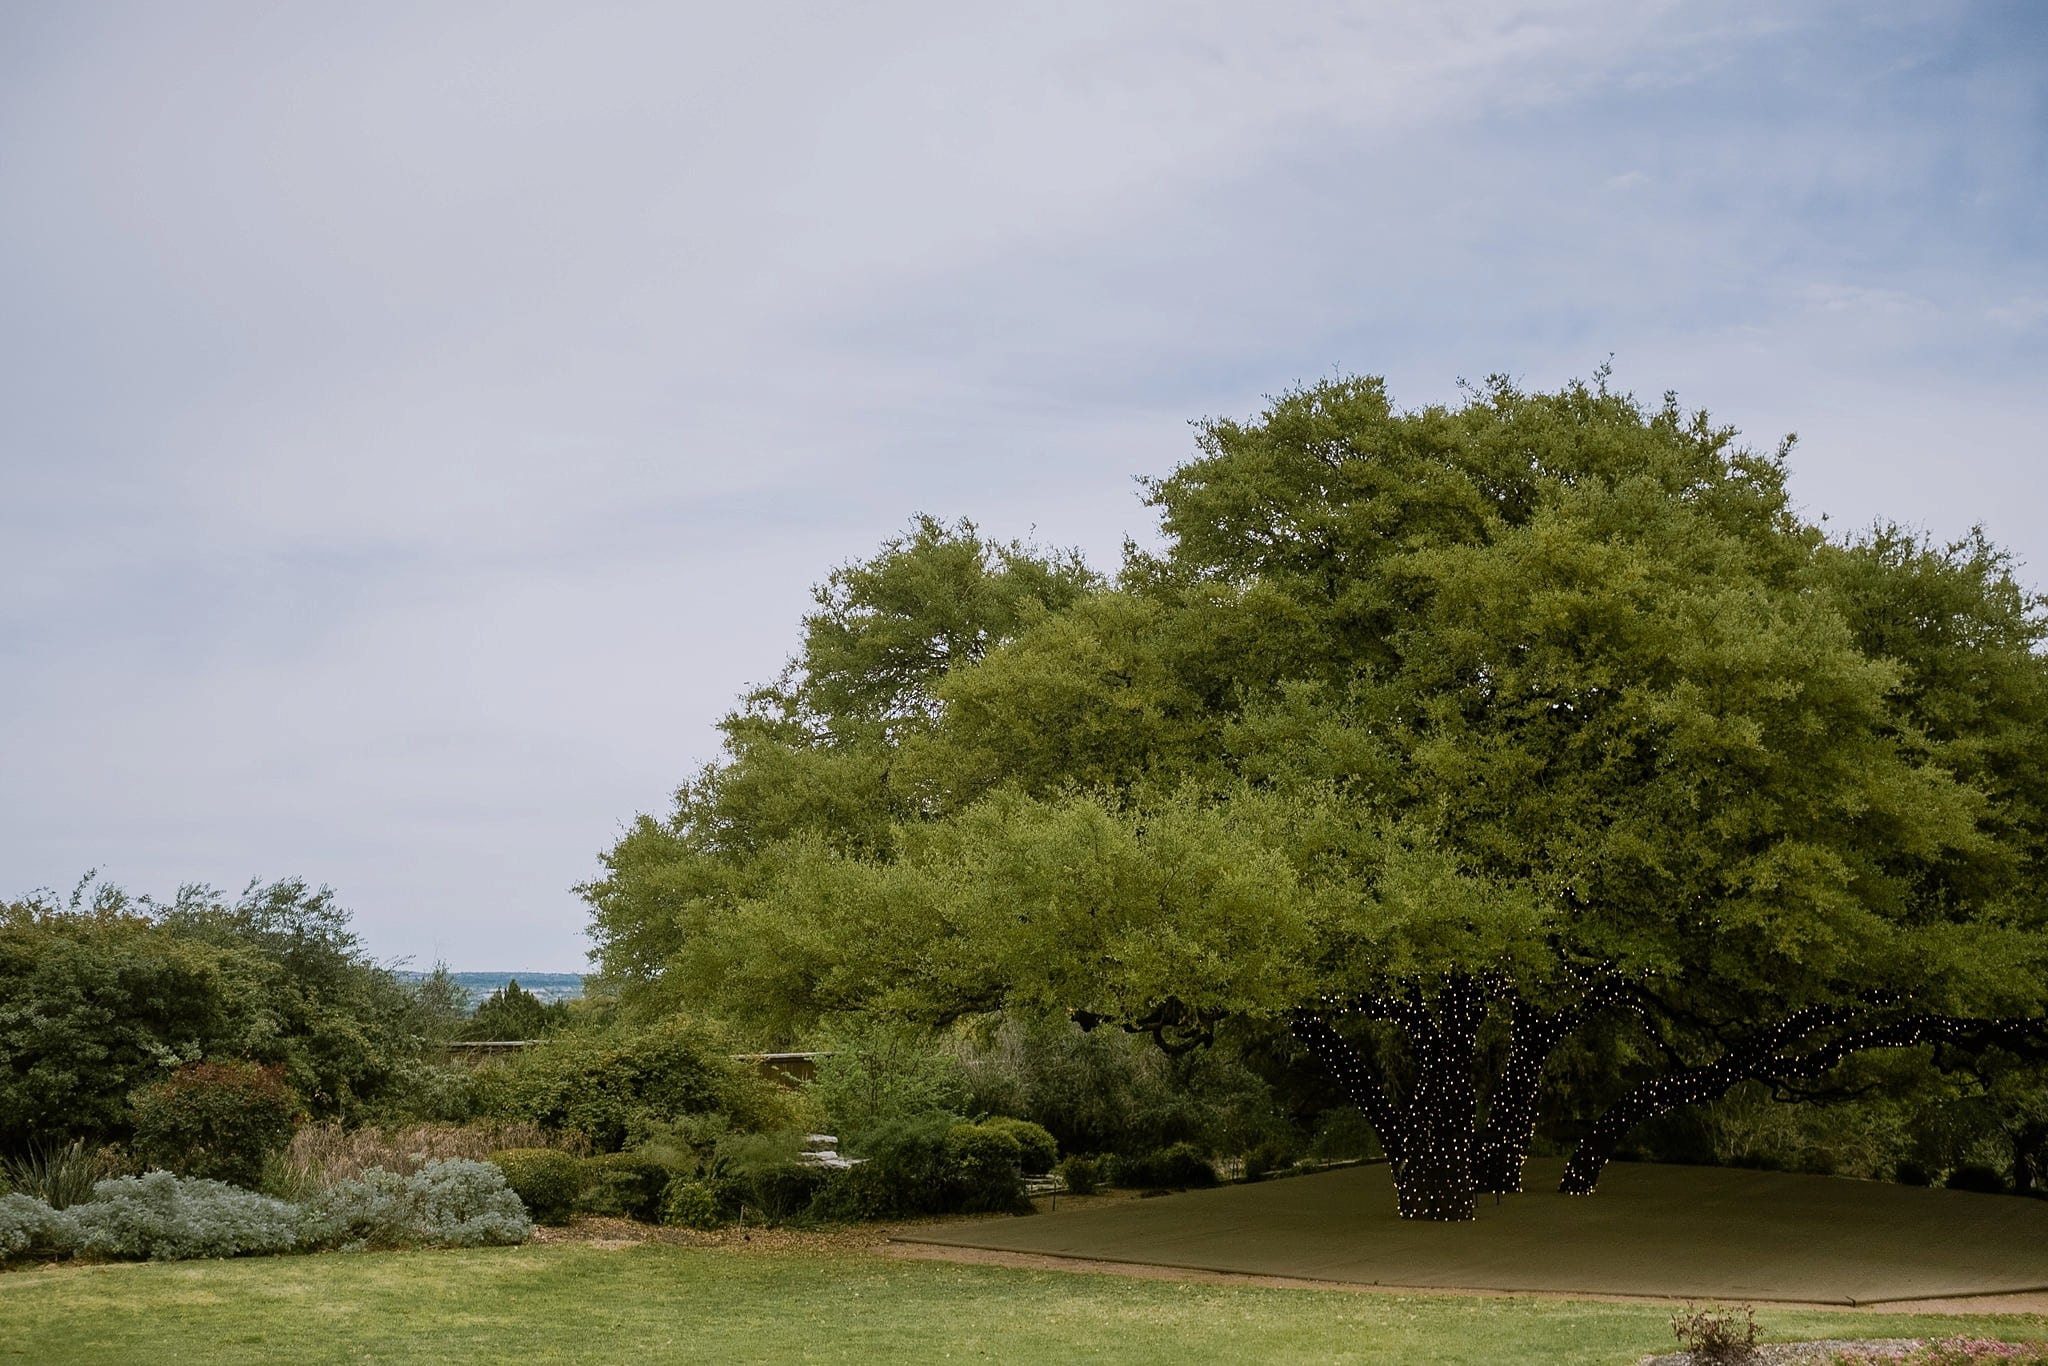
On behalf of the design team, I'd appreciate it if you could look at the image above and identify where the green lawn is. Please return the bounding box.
[3,1243,2044,1365]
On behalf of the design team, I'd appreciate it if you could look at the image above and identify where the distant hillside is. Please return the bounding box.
[395,970,585,1006]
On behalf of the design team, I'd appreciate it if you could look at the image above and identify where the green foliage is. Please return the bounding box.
[484,1017,774,1153]
[70,1171,306,1260]
[0,1193,80,1263]
[944,1123,1026,1213]
[578,1151,686,1221]
[308,1159,531,1249]
[487,1148,585,1225]
[581,373,2048,1216]
[978,1117,1058,1175]
[462,979,570,1042]
[1946,1164,2011,1195]
[0,877,426,1153]
[1054,1154,1103,1195]
[806,1020,969,1143]
[1240,1137,1300,1182]
[130,1061,299,1188]
[835,1114,957,1218]
[660,1178,723,1230]
[1309,1108,1383,1162]
[1,1139,124,1209]
[953,1014,1284,1159]
[1114,1143,1217,1190]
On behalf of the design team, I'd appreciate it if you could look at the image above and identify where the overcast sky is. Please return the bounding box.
[3,1,2042,971]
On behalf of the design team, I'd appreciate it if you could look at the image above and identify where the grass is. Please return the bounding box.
[2,1242,2045,1365]
[909,1160,2048,1304]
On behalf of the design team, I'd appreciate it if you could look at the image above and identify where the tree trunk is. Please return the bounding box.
[1294,980,1489,1222]
[1475,1000,1569,1195]
[1557,1010,2041,1196]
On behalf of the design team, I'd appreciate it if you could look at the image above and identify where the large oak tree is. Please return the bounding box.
[586,377,2048,1220]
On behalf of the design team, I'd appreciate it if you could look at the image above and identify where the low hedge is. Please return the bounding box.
[488,1148,584,1224]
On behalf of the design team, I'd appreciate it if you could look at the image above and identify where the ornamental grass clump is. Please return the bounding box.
[71,1171,306,1261]
[0,1139,123,1209]
[308,1159,531,1249]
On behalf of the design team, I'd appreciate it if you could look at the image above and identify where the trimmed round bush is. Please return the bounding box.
[945,1123,1024,1213]
[1946,1164,2010,1195]
[1054,1154,1102,1196]
[310,1159,532,1249]
[488,1148,584,1224]
[980,1118,1058,1176]
[130,1061,299,1189]
[71,1171,304,1261]
[660,1179,723,1231]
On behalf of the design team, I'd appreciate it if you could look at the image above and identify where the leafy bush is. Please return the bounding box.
[951,1013,1282,1159]
[1308,1107,1381,1162]
[484,1018,775,1152]
[71,1171,306,1261]
[130,1061,299,1188]
[1895,1160,1934,1187]
[1115,1142,1216,1190]
[309,1159,531,1249]
[946,1123,1025,1213]
[979,1117,1057,1175]
[806,1020,970,1144]
[488,1148,585,1224]
[1946,1164,2011,1195]
[1,1139,124,1209]
[744,1163,825,1223]
[1240,1137,1299,1183]
[0,1193,79,1262]
[837,1114,956,1218]
[660,1179,723,1230]
[579,1151,686,1221]
[1055,1154,1104,1196]
[806,1162,899,1224]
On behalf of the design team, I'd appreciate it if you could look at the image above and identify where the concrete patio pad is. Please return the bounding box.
[895,1159,2048,1305]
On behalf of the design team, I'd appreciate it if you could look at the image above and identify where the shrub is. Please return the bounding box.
[951,1013,1281,1158]
[806,1163,898,1224]
[1308,1107,1381,1162]
[1240,1137,1299,1183]
[488,1148,585,1224]
[1670,1303,1759,1364]
[486,1018,776,1152]
[1946,1164,2011,1195]
[71,1171,305,1261]
[806,1020,970,1144]
[946,1123,1025,1214]
[1055,1154,1103,1196]
[0,1193,79,1262]
[660,1179,723,1230]
[980,1117,1058,1175]
[279,1120,575,1190]
[1,1139,124,1209]
[840,1114,956,1218]
[1895,1160,1935,1187]
[1116,1142,1216,1190]
[744,1163,825,1223]
[579,1151,685,1221]
[130,1061,299,1189]
[309,1159,531,1249]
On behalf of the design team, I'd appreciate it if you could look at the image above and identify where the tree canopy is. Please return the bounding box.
[585,375,2048,1220]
